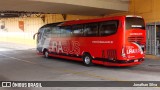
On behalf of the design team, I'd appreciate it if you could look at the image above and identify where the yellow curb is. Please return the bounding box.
[145,55,160,60]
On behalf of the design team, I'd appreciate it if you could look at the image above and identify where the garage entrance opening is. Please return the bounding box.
[146,22,160,55]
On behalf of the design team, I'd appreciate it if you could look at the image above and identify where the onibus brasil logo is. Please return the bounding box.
[1,82,42,87]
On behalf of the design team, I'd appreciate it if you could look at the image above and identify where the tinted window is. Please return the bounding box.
[60,26,72,37]
[43,27,52,38]
[42,27,61,38]
[72,25,83,37]
[100,20,119,36]
[126,17,145,30]
[84,23,98,36]
[51,27,61,37]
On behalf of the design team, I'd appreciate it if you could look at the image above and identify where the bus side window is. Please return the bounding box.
[60,26,72,37]
[84,23,98,37]
[100,20,119,36]
[41,27,55,40]
[51,27,59,37]
[72,25,83,37]
[43,27,52,38]
[55,27,61,37]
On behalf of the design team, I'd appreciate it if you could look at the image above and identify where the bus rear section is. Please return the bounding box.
[105,16,146,66]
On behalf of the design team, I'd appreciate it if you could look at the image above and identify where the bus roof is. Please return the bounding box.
[40,22,62,29]
[60,16,124,26]
[40,15,142,28]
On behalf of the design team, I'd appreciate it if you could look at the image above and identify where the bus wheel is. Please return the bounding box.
[44,50,50,58]
[83,53,93,66]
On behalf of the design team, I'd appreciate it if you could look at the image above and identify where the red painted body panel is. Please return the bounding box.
[49,54,82,61]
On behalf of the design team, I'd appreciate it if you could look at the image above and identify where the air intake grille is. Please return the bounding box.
[128,36,144,43]
[107,49,117,59]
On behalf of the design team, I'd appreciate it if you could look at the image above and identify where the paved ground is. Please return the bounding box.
[0,42,160,90]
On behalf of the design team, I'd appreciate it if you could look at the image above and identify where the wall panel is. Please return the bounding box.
[0,14,99,46]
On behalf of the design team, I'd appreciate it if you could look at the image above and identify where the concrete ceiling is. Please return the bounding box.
[0,0,129,16]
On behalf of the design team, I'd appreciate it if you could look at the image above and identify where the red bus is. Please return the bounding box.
[34,15,146,66]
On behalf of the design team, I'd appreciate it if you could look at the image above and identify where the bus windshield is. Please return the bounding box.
[125,17,145,30]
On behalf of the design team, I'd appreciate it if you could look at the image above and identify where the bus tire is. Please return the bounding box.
[44,50,50,58]
[82,53,93,66]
